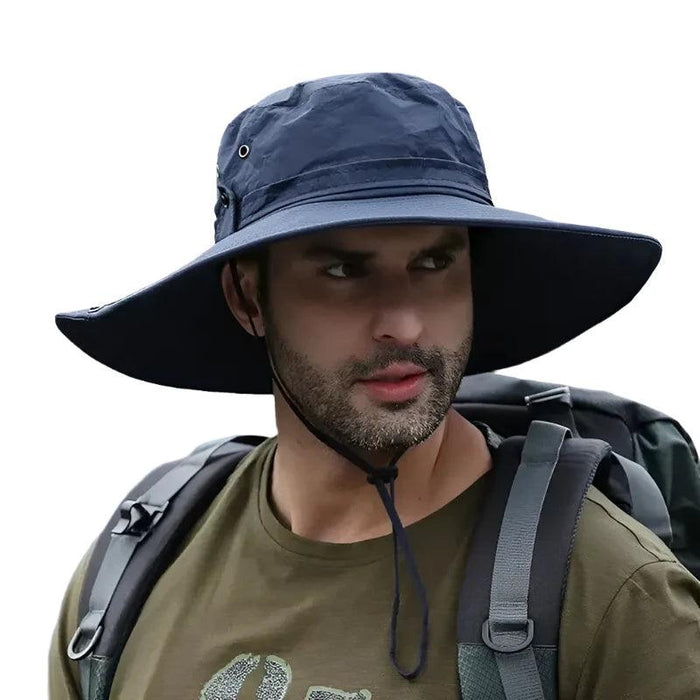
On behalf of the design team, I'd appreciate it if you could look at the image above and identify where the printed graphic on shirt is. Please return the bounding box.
[199,652,372,699]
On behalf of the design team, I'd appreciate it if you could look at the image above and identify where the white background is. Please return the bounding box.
[1,1,698,695]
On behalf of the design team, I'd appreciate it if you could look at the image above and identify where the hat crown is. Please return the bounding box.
[214,72,492,242]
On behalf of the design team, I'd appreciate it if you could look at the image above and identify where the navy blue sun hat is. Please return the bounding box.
[55,72,662,393]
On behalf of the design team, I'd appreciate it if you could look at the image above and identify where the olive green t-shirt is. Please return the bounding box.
[49,431,700,699]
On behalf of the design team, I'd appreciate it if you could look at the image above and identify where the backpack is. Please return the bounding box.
[64,371,700,700]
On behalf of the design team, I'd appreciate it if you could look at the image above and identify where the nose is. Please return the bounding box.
[370,303,424,345]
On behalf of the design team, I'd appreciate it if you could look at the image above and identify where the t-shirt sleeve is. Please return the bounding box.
[574,559,700,699]
[48,540,97,700]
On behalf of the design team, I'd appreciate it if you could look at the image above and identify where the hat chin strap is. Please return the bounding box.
[228,260,430,680]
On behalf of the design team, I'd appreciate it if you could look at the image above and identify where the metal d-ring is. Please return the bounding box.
[66,622,103,660]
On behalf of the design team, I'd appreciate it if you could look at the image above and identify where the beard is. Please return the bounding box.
[260,308,472,454]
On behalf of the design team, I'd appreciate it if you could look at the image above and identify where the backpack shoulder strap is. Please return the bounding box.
[596,450,673,545]
[457,420,613,700]
[66,435,266,700]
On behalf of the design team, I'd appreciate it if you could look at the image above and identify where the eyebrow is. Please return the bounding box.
[301,229,468,262]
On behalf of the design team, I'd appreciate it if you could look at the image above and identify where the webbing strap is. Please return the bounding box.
[67,435,236,700]
[484,420,570,699]
[495,648,549,700]
[79,651,90,700]
[611,451,673,545]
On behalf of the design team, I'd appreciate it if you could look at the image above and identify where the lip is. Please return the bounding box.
[357,370,428,402]
[361,363,427,381]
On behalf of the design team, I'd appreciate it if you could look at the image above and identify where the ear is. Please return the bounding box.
[220,259,266,338]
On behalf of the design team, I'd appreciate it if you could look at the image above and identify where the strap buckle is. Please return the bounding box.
[111,498,168,539]
[481,618,535,653]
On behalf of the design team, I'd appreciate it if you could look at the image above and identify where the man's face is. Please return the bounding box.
[244,223,473,453]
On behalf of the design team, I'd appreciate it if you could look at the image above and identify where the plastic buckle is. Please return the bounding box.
[111,499,168,539]
[524,385,572,407]
[481,618,534,653]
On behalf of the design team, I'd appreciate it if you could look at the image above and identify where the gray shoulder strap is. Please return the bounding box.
[457,421,613,699]
[484,420,569,699]
[66,435,262,700]
[610,451,672,545]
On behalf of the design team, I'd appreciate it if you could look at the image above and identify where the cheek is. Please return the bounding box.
[445,267,473,313]
[270,283,363,359]
[424,274,473,345]
[431,297,473,348]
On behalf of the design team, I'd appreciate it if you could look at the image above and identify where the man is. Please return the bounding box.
[49,72,700,698]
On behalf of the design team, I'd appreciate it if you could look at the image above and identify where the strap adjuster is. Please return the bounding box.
[366,465,399,485]
[111,499,168,538]
[524,385,572,407]
[481,618,534,653]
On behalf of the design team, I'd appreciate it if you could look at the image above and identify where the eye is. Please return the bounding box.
[417,253,455,271]
[324,262,365,279]
[322,254,455,280]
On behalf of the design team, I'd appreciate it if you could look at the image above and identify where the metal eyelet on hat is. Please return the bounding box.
[238,144,250,158]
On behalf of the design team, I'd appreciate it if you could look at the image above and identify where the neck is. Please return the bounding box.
[268,405,492,543]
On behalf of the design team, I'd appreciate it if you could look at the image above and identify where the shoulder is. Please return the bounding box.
[576,484,677,573]
[557,485,700,698]
[559,483,680,668]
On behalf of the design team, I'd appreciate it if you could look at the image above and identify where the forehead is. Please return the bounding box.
[272,223,469,260]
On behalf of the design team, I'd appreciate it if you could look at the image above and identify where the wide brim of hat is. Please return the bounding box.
[55,193,661,394]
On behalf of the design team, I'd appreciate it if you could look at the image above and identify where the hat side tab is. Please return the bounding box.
[213,183,238,243]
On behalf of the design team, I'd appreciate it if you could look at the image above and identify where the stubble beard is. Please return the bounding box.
[261,310,472,454]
